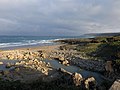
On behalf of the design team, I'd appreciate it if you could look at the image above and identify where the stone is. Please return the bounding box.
[58,68,72,75]
[29,60,34,63]
[0,73,2,76]
[31,65,35,69]
[3,70,10,75]
[0,62,3,65]
[105,61,114,73]
[34,59,38,62]
[20,61,26,65]
[15,62,20,65]
[6,63,12,68]
[17,54,23,60]
[72,72,83,86]
[59,56,65,61]
[42,53,46,58]
[62,60,69,66]
[84,77,96,90]
[39,61,43,64]
[37,67,41,71]
[41,68,48,75]
[9,56,14,60]
[14,67,20,72]
[23,56,28,60]
[109,79,120,90]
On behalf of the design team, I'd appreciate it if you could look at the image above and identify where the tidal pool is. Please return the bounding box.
[0,59,104,84]
[44,59,103,83]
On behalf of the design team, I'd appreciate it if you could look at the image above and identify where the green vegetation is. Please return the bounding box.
[92,42,120,60]
[75,43,101,59]
[59,36,120,73]
[73,36,120,61]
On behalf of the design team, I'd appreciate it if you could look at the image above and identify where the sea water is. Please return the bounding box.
[0,35,93,50]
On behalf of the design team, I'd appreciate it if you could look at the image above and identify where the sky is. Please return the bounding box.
[0,0,120,36]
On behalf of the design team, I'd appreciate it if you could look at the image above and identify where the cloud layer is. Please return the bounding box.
[0,0,120,36]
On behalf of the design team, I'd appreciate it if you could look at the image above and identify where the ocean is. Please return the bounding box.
[0,35,93,50]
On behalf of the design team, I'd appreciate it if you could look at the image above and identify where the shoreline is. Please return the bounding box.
[0,43,105,82]
[0,43,59,51]
[0,43,104,73]
[0,37,117,89]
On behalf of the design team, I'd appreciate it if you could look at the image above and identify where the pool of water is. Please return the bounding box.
[44,59,103,83]
[0,60,20,70]
[0,59,103,83]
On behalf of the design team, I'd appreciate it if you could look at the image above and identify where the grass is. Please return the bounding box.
[72,36,120,60]
[74,43,101,59]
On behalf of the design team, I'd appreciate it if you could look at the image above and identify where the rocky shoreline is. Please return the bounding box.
[0,42,118,90]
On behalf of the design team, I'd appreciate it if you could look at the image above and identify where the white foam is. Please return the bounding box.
[0,39,55,48]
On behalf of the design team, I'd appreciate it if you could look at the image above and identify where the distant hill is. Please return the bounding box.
[85,32,120,37]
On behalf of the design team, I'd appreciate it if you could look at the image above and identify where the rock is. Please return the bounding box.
[15,62,20,65]
[31,65,36,69]
[84,77,96,90]
[3,70,10,75]
[9,56,14,60]
[42,53,46,58]
[46,62,51,67]
[37,67,41,71]
[58,68,72,75]
[23,56,28,60]
[0,62,3,65]
[14,67,20,72]
[29,60,34,64]
[72,72,83,86]
[62,60,69,66]
[39,61,43,64]
[109,79,120,90]
[59,56,65,61]
[41,68,48,75]
[20,61,26,65]
[18,54,24,60]
[0,73,2,76]
[105,61,114,73]
[6,63,12,68]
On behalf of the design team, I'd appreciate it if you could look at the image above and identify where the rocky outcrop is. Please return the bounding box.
[109,79,120,90]
[0,58,53,82]
[49,50,104,72]
[0,50,46,60]
[72,72,83,86]
[58,68,72,75]
[15,59,52,75]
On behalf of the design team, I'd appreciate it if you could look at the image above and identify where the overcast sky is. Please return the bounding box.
[0,0,120,36]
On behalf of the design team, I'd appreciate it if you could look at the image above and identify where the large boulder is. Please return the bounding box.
[72,72,83,86]
[109,79,120,90]
[84,77,96,90]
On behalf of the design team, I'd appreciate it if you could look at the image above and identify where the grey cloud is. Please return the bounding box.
[0,0,120,36]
